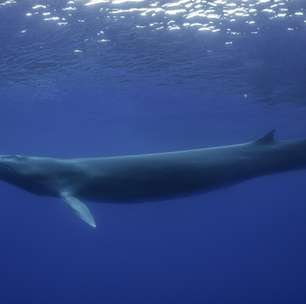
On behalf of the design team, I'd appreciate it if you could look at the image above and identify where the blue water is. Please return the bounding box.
[1,0,306,303]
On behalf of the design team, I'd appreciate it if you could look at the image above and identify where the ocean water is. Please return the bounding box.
[0,0,306,303]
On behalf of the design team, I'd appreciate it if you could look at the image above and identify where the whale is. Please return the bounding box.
[0,130,305,228]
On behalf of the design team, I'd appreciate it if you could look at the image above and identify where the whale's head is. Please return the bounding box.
[0,154,61,195]
[0,155,30,178]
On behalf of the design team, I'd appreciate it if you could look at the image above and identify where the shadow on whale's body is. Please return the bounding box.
[0,130,305,228]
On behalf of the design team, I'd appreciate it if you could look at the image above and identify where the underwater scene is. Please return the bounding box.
[0,0,306,303]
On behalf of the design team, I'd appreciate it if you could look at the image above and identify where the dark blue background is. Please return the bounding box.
[0,1,306,303]
[1,85,306,304]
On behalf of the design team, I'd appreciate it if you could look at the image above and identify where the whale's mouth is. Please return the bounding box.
[0,155,28,179]
[0,163,17,177]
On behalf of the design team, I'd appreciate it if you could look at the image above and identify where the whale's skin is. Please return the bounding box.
[0,131,305,227]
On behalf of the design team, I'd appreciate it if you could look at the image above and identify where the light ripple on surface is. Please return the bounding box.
[0,0,305,105]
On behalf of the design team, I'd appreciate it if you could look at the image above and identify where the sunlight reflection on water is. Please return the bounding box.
[0,0,303,38]
[0,0,305,105]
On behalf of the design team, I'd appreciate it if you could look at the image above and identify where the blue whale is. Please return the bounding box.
[0,130,305,228]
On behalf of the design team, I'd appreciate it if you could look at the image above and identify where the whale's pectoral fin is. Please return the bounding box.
[61,192,96,228]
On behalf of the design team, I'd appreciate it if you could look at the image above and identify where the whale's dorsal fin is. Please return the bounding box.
[61,192,96,228]
[254,129,276,145]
